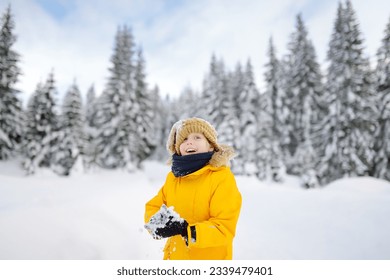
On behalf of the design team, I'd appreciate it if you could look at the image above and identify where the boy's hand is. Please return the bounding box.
[155,216,188,238]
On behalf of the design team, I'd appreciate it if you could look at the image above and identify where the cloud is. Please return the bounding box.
[138,0,312,94]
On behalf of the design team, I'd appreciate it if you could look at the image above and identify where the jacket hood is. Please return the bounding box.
[209,144,235,167]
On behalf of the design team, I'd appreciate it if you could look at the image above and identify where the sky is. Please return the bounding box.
[1,0,390,103]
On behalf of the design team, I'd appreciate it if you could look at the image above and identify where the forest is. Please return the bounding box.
[0,0,389,187]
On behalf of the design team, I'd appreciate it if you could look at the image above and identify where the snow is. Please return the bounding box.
[144,204,184,240]
[0,158,389,260]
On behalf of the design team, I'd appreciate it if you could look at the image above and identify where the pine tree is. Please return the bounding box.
[85,85,97,128]
[149,86,170,161]
[283,14,323,178]
[50,126,77,176]
[132,48,156,167]
[198,54,225,125]
[343,1,377,177]
[263,38,285,182]
[95,25,136,169]
[374,17,390,181]
[237,60,260,175]
[295,95,319,188]
[317,3,345,184]
[52,82,86,175]
[254,90,273,180]
[23,84,42,174]
[23,73,59,174]
[223,63,243,174]
[217,70,240,148]
[173,86,199,120]
[62,82,85,154]
[84,85,98,168]
[320,1,377,183]
[0,6,23,160]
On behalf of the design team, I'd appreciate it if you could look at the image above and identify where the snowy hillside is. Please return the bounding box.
[0,159,389,260]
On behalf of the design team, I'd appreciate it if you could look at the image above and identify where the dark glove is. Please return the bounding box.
[155,216,188,238]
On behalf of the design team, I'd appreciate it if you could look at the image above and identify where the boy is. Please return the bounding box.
[145,117,242,260]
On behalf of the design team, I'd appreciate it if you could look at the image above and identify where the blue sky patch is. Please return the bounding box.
[35,0,74,20]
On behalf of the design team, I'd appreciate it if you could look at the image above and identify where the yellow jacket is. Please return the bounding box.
[145,146,242,260]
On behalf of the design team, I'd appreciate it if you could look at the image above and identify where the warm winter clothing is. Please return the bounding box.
[155,218,189,239]
[171,151,213,177]
[167,118,221,155]
[145,141,242,260]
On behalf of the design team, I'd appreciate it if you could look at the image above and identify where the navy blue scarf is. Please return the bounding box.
[172,152,214,177]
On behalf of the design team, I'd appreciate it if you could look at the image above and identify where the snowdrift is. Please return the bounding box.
[0,160,389,259]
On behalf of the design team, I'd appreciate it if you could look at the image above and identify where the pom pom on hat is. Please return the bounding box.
[166,117,221,155]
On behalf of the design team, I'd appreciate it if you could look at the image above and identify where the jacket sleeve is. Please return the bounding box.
[144,175,169,223]
[188,170,242,248]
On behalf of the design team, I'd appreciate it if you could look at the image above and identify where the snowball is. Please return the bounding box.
[144,204,184,239]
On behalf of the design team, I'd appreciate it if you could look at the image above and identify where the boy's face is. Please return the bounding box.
[179,132,214,156]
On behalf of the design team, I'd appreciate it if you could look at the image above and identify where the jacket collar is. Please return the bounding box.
[208,144,235,167]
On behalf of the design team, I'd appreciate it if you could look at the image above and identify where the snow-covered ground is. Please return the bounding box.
[0,159,389,260]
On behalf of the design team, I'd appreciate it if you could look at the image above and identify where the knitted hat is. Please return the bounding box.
[167,117,221,155]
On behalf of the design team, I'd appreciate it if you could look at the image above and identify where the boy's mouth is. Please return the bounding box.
[186,148,197,153]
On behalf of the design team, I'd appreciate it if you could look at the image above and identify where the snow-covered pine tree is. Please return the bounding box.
[23,84,42,174]
[198,54,225,126]
[254,89,273,180]
[50,126,76,176]
[342,1,377,177]
[173,86,199,120]
[84,85,98,169]
[223,62,244,174]
[23,72,59,174]
[237,60,260,175]
[283,14,323,178]
[0,5,23,160]
[149,85,170,161]
[167,96,182,129]
[85,85,96,123]
[374,17,390,181]
[263,38,286,182]
[62,82,85,154]
[294,95,319,188]
[310,82,330,183]
[217,69,240,163]
[94,25,136,170]
[132,48,156,167]
[319,1,377,184]
[43,72,61,168]
[317,3,345,184]
[52,82,86,175]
